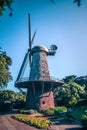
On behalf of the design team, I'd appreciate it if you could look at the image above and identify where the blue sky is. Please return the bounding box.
[0,0,87,92]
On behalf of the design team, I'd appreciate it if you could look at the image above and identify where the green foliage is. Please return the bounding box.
[19,109,38,114]
[0,90,26,109]
[12,92,26,109]
[71,106,87,121]
[0,90,26,103]
[0,52,12,89]
[0,90,15,102]
[0,0,82,17]
[42,106,67,117]
[63,75,76,83]
[0,101,12,112]
[73,0,81,7]
[66,106,87,123]
[19,109,31,114]
[42,108,55,117]
[54,106,67,112]
[50,0,81,6]
[54,81,86,107]
[75,99,87,107]
[34,109,38,114]
[81,114,87,126]
[0,0,13,16]
[12,114,50,129]
[74,76,87,90]
[15,93,26,102]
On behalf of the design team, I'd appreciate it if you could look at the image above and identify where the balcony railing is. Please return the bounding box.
[16,76,59,83]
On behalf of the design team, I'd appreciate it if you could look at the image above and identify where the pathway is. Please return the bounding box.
[0,113,84,130]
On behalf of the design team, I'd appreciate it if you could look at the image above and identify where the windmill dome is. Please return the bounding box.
[31,45,48,55]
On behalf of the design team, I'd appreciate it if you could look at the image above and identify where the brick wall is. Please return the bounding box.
[38,91,54,111]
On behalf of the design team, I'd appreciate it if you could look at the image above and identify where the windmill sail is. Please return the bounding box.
[31,29,37,45]
[28,14,37,67]
[16,51,29,82]
[28,14,32,67]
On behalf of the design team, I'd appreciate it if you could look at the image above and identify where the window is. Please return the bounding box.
[42,101,45,104]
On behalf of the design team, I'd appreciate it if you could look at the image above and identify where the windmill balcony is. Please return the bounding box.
[16,76,60,83]
[15,76,64,89]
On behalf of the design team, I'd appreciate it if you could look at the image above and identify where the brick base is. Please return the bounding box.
[37,91,54,111]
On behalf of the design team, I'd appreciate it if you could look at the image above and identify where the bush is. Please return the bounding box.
[19,109,30,114]
[13,100,26,109]
[70,106,87,122]
[54,106,67,112]
[75,99,87,108]
[19,109,38,114]
[41,106,67,117]
[42,108,55,116]
[81,115,87,127]
[0,102,12,112]
[12,114,50,129]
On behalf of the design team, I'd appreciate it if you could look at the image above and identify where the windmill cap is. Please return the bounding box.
[31,45,48,54]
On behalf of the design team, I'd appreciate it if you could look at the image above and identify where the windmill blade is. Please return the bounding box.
[28,14,31,49]
[31,29,37,45]
[16,51,29,82]
[28,14,37,67]
[29,29,37,67]
[29,53,32,67]
[28,13,32,67]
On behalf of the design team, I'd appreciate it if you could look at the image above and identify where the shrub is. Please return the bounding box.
[54,106,67,112]
[81,115,87,127]
[42,108,55,116]
[0,102,12,112]
[19,109,30,114]
[12,114,50,129]
[70,106,87,122]
[41,106,67,117]
[33,109,38,114]
[75,99,87,108]
[19,109,38,114]
[13,100,26,109]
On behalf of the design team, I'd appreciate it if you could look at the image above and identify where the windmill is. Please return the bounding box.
[15,14,63,111]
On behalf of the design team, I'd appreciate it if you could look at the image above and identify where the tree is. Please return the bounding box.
[51,0,81,6]
[63,75,77,83]
[0,90,15,102]
[0,0,82,16]
[0,0,13,16]
[13,92,26,109]
[73,0,81,7]
[54,81,86,107]
[74,76,87,90]
[0,49,12,89]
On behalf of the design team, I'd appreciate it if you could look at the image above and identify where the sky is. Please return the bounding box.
[0,0,87,92]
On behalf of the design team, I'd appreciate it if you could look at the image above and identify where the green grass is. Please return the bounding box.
[71,106,87,121]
